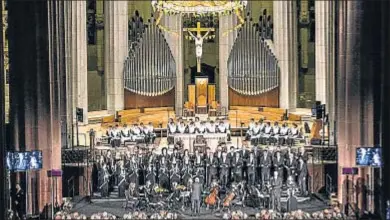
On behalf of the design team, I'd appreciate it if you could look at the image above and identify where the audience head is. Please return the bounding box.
[162,147,167,155]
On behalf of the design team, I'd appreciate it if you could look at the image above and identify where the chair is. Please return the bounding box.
[208,101,218,117]
[184,101,195,117]
[196,95,207,114]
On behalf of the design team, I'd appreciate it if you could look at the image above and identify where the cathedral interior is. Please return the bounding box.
[0,0,390,219]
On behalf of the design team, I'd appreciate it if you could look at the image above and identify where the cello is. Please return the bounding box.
[205,186,219,207]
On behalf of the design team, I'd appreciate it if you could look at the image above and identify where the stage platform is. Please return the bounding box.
[71,195,328,219]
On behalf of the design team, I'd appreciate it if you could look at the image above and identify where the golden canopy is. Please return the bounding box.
[152,0,247,14]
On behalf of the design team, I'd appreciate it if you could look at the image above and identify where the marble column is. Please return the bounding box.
[0,2,6,219]
[315,1,336,145]
[104,1,128,114]
[219,14,234,112]
[68,1,88,126]
[336,0,382,213]
[8,0,63,214]
[273,1,298,111]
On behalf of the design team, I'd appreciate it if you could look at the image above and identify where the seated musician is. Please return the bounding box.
[124,182,139,209]
[261,122,273,144]
[246,118,256,140]
[206,121,216,133]
[146,163,157,185]
[287,123,300,146]
[188,121,197,134]
[279,122,290,145]
[121,124,132,143]
[197,121,207,134]
[110,125,121,148]
[177,121,187,134]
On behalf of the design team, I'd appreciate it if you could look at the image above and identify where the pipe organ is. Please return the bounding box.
[124,17,176,97]
[228,16,279,96]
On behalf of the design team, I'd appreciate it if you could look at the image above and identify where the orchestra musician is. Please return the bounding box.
[285,150,297,177]
[147,122,156,144]
[193,150,205,184]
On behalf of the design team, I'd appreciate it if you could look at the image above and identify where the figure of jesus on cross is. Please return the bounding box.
[184,22,215,72]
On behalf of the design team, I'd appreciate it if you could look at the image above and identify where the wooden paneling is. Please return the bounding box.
[228,87,279,107]
[208,84,216,104]
[124,88,175,109]
[188,85,196,105]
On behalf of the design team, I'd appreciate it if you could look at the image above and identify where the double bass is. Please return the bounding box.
[205,186,219,207]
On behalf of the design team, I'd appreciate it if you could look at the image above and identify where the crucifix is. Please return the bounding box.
[183,22,215,73]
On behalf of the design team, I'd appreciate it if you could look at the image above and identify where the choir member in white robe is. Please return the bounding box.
[224,119,231,141]
[270,122,281,144]
[263,122,272,139]
[110,125,121,147]
[106,126,113,144]
[217,121,227,133]
[206,121,216,133]
[246,118,256,140]
[279,123,290,145]
[188,121,197,134]
[131,124,144,142]
[146,122,156,144]
[121,124,132,143]
[250,122,262,140]
[287,123,300,146]
[177,121,187,134]
[168,120,178,135]
[194,117,201,129]
[197,121,206,134]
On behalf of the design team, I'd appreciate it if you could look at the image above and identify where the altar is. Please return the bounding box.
[172,133,227,152]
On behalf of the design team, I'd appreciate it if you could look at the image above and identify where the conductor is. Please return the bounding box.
[191,177,203,216]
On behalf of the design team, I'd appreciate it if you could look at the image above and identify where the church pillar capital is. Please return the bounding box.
[104,0,128,114]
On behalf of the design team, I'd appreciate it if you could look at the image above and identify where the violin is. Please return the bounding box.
[205,186,219,206]
[223,191,235,207]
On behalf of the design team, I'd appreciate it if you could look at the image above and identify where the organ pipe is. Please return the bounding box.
[124,17,176,96]
[228,17,279,95]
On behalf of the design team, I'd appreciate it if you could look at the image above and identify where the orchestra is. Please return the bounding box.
[94,145,309,212]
